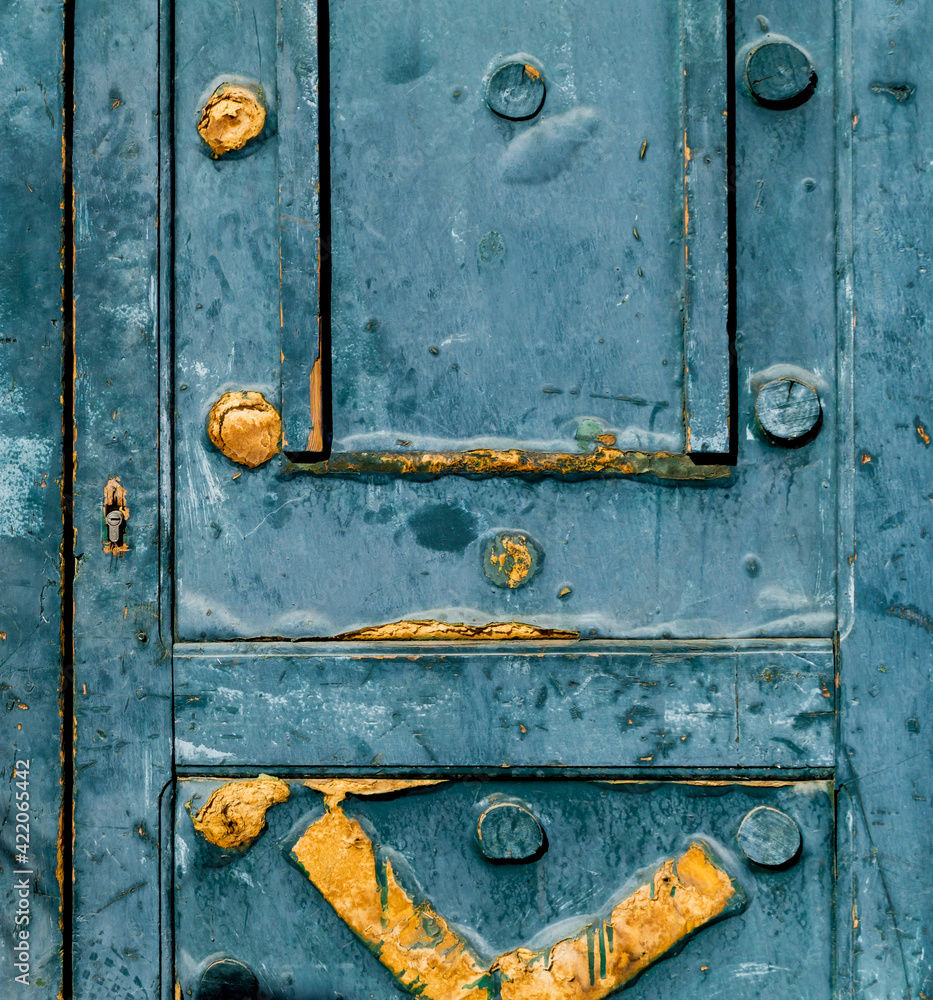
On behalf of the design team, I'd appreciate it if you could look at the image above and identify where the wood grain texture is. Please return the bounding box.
[0,3,65,995]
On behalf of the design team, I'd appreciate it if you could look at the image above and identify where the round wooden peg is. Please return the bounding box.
[486,61,546,120]
[738,806,801,867]
[755,377,822,445]
[745,39,817,110]
[207,391,281,468]
[197,958,259,1000]
[478,802,545,861]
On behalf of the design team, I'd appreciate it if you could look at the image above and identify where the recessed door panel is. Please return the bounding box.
[287,0,727,459]
[173,778,833,1000]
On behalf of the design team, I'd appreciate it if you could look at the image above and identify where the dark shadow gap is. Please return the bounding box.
[318,0,334,461]
[726,0,738,464]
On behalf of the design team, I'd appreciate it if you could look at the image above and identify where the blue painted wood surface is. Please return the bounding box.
[37,0,933,996]
[71,1,170,998]
[0,4,65,995]
[838,0,933,994]
[172,779,834,999]
[174,642,835,769]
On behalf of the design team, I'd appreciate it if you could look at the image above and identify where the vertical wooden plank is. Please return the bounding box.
[683,0,731,455]
[279,0,323,453]
[72,0,169,996]
[838,0,933,994]
[0,3,65,996]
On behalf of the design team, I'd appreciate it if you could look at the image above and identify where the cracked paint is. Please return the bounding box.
[334,620,578,641]
[207,391,281,468]
[191,777,289,850]
[291,790,743,1000]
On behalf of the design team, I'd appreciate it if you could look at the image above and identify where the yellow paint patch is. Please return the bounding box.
[192,777,289,850]
[197,85,266,156]
[296,448,728,481]
[501,536,532,586]
[304,778,449,808]
[292,807,487,1000]
[523,64,542,81]
[207,391,282,468]
[292,793,740,1000]
[918,423,930,445]
[494,844,735,999]
[334,620,579,641]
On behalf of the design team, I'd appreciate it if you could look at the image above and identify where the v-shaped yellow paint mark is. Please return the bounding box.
[291,788,744,1000]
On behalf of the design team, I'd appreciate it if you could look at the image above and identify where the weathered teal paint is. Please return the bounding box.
[0,0,924,996]
[0,2,66,996]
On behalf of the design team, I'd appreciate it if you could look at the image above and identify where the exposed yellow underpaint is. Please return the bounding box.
[294,448,728,480]
[192,777,289,850]
[207,391,282,468]
[292,806,487,1000]
[197,85,266,156]
[523,64,542,81]
[493,844,736,999]
[308,355,324,451]
[103,477,129,556]
[488,535,533,588]
[305,778,449,808]
[292,794,740,1000]
[334,620,579,641]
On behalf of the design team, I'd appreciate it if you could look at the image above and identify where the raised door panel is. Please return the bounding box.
[172,0,837,643]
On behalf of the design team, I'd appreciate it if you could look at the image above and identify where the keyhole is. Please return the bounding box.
[105,509,124,545]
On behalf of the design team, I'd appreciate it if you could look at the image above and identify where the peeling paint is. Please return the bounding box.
[304,778,449,807]
[333,620,579,641]
[483,533,542,589]
[103,476,129,555]
[197,84,266,156]
[0,434,53,536]
[293,805,487,1000]
[292,448,728,480]
[292,793,742,1000]
[207,391,281,468]
[494,844,740,998]
[191,777,289,850]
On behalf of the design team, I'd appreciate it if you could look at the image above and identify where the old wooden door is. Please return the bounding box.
[3,0,930,997]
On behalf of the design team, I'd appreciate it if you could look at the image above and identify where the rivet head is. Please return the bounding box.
[745,39,817,109]
[197,958,258,1000]
[207,391,281,468]
[486,61,546,120]
[755,377,822,445]
[477,802,545,861]
[738,806,801,867]
[197,83,266,156]
[482,531,543,588]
